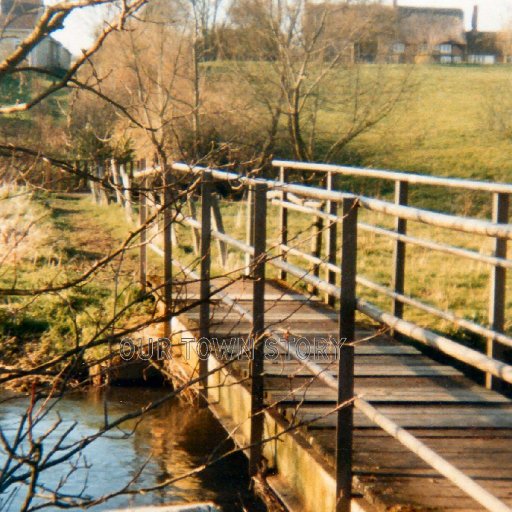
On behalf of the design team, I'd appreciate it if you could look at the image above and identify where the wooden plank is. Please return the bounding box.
[287,406,512,429]
[262,360,463,377]
[266,387,511,405]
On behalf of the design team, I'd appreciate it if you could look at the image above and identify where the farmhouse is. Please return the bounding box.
[306,2,506,65]
[466,7,511,64]
[393,6,466,64]
[0,0,71,71]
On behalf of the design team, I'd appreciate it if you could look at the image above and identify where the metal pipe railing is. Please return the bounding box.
[147,228,512,512]
[135,163,512,239]
[133,165,512,512]
[273,159,512,195]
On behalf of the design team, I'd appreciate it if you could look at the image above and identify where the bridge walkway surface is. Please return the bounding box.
[172,278,512,512]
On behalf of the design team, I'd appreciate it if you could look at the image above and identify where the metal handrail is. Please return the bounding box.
[146,240,512,512]
[273,159,512,195]
[132,161,512,512]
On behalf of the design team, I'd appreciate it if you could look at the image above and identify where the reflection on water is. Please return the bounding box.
[0,388,263,511]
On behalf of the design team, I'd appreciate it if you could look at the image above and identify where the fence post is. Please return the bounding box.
[98,161,109,205]
[87,162,96,203]
[335,196,358,512]
[120,163,133,222]
[199,171,213,405]
[211,194,228,268]
[278,166,288,281]
[245,186,255,276]
[486,192,509,391]
[325,171,338,306]
[249,182,267,476]
[73,160,80,191]
[163,167,173,340]
[139,159,147,293]
[111,159,124,206]
[392,181,408,324]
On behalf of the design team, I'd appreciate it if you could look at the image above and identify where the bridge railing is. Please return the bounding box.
[103,159,512,512]
[273,159,512,391]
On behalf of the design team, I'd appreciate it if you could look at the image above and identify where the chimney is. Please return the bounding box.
[472,5,478,32]
[393,0,398,7]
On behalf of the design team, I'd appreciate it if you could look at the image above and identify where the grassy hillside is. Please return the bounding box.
[341,65,512,183]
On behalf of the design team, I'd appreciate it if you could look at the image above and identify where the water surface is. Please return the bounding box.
[0,387,261,511]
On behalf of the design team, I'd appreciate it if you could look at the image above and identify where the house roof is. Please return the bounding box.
[466,31,500,55]
[0,0,41,30]
[397,6,466,45]
[304,3,467,47]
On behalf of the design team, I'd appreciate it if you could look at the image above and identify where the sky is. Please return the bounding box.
[52,0,512,56]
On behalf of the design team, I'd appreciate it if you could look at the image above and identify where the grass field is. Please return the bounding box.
[332,65,512,183]
[207,63,512,186]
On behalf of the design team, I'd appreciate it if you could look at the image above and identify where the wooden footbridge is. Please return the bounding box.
[93,159,512,511]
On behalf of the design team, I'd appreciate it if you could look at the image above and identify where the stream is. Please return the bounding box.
[0,387,263,511]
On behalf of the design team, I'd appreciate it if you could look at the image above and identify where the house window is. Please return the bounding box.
[393,42,405,54]
[468,54,496,65]
[440,55,452,64]
[437,44,452,54]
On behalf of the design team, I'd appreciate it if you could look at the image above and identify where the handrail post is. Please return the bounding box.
[139,159,147,293]
[392,180,409,327]
[249,182,267,476]
[199,171,213,405]
[308,203,323,296]
[487,192,509,390]
[325,171,338,306]
[211,194,228,268]
[163,166,173,340]
[278,166,288,281]
[336,196,358,512]
[188,198,200,256]
[245,186,255,276]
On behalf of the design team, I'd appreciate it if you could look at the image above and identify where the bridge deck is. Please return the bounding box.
[174,278,512,511]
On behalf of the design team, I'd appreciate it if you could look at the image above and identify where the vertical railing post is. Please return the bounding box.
[139,159,147,293]
[325,171,338,306]
[336,196,358,512]
[249,182,267,476]
[199,171,213,405]
[245,186,255,276]
[486,192,509,391]
[188,198,200,256]
[163,166,173,340]
[392,180,409,326]
[278,166,288,281]
[308,205,323,296]
[211,194,228,268]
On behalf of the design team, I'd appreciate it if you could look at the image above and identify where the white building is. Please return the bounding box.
[0,0,71,71]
